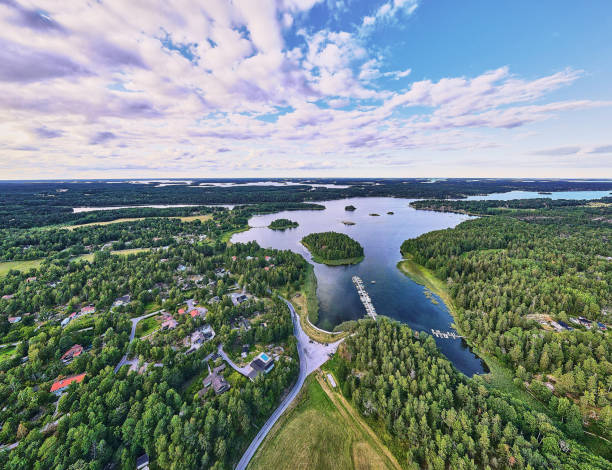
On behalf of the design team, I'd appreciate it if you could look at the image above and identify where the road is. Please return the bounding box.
[218,344,252,379]
[235,297,342,470]
[114,310,161,373]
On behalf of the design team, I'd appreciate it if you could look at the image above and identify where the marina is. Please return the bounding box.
[431,329,463,340]
[352,276,377,320]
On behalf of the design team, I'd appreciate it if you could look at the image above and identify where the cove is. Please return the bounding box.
[232,197,488,376]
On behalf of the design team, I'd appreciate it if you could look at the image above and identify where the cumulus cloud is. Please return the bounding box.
[0,0,608,177]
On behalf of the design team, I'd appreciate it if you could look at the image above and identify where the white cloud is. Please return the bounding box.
[0,1,608,178]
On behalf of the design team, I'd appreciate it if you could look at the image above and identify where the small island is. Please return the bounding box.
[341,220,355,225]
[345,205,357,211]
[268,218,299,230]
[387,211,394,215]
[301,231,364,265]
[369,213,380,216]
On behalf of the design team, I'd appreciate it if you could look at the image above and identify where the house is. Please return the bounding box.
[213,375,230,395]
[161,316,178,330]
[178,308,186,315]
[597,322,607,331]
[136,453,150,470]
[1,294,14,300]
[80,305,96,315]
[231,256,237,261]
[264,256,271,262]
[177,264,187,272]
[113,295,131,307]
[61,317,71,327]
[61,344,84,364]
[210,296,220,304]
[231,293,248,306]
[26,276,37,283]
[8,316,21,324]
[50,372,86,395]
[249,352,274,378]
[241,344,249,358]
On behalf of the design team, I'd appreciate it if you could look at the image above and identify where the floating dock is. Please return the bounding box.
[352,276,377,320]
[430,329,463,340]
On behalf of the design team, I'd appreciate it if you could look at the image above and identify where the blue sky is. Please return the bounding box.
[0,0,611,178]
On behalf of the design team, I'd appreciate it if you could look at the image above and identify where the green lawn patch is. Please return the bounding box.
[0,259,43,277]
[135,316,160,338]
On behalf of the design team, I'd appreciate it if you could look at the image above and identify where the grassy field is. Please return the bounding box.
[249,373,401,470]
[0,259,44,277]
[221,226,250,244]
[64,214,212,230]
[0,346,16,360]
[75,248,151,263]
[135,316,160,338]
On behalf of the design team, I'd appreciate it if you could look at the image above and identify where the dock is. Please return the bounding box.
[352,276,377,320]
[430,329,463,340]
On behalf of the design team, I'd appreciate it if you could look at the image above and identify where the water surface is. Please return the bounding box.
[232,197,487,376]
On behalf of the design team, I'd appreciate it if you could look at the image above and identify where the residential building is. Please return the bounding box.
[61,344,84,364]
[8,316,21,324]
[212,375,230,395]
[50,373,86,395]
[136,454,150,470]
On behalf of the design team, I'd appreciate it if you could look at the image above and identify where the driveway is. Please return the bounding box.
[114,310,161,373]
[235,297,342,470]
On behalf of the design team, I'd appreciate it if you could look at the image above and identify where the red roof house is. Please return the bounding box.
[178,308,186,315]
[50,372,86,394]
[61,344,84,363]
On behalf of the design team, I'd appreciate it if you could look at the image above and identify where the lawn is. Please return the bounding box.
[135,316,160,338]
[75,248,151,263]
[65,214,212,229]
[0,259,43,277]
[249,374,400,470]
[0,346,16,360]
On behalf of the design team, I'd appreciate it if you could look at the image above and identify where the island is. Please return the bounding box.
[268,218,299,230]
[344,205,356,211]
[387,211,394,215]
[369,213,380,216]
[341,220,355,225]
[301,231,364,265]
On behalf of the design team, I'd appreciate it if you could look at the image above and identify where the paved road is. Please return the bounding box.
[235,297,342,470]
[114,310,161,373]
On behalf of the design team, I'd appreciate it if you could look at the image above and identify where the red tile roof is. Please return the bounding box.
[61,344,83,361]
[178,308,186,314]
[189,309,199,318]
[50,372,86,393]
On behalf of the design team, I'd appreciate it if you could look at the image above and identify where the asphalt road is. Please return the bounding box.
[235,297,342,470]
[114,310,161,373]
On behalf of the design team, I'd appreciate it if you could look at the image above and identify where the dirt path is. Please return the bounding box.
[316,373,403,470]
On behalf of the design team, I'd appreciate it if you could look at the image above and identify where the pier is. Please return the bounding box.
[430,329,463,340]
[352,276,377,320]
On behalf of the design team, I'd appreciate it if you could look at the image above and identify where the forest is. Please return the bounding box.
[335,319,611,469]
[301,231,364,265]
[401,200,612,446]
[2,179,611,228]
[268,218,299,230]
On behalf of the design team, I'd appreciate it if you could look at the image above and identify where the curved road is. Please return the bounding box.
[114,310,161,373]
[235,298,342,470]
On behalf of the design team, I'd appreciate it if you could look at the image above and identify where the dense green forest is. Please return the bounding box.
[335,319,610,469]
[268,219,299,230]
[401,200,612,446]
[2,179,610,228]
[301,231,364,265]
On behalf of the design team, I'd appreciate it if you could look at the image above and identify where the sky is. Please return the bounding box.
[1,0,611,179]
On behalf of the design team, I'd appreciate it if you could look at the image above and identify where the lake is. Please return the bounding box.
[464,190,611,200]
[232,197,488,376]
